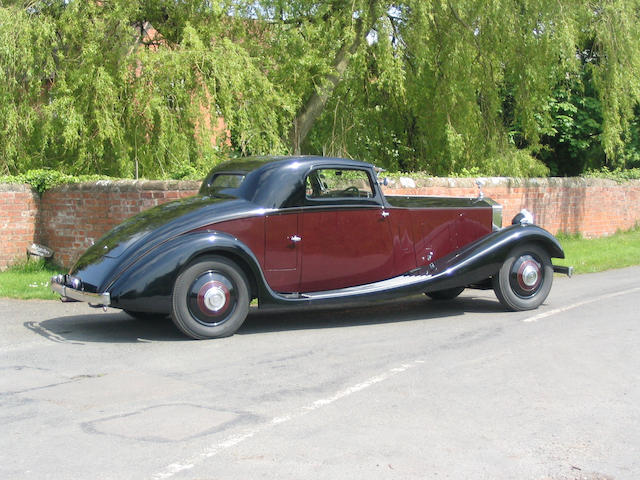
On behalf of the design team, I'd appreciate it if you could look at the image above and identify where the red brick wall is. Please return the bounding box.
[382,177,640,237]
[1,177,639,270]
[0,184,40,270]
[38,180,199,268]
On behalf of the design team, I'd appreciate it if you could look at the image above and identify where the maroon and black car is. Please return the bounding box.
[51,156,571,339]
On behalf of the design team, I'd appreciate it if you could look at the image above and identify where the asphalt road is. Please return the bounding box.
[1,267,639,480]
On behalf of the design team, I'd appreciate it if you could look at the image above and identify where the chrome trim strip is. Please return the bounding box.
[301,273,432,300]
[50,278,111,306]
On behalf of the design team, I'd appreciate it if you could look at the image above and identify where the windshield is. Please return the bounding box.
[200,173,246,197]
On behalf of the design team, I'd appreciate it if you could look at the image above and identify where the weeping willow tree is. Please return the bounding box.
[0,0,292,177]
[303,1,640,174]
[1,0,640,177]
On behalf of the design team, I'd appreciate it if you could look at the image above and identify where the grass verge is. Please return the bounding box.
[0,259,59,300]
[1,227,639,300]
[554,226,640,274]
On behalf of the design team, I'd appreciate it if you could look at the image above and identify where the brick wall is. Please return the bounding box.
[0,184,40,270]
[38,180,199,268]
[382,176,640,238]
[1,177,639,270]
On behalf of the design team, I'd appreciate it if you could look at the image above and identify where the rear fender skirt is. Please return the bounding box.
[106,231,269,313]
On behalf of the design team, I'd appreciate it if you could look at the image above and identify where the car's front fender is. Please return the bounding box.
[423,223,565,292]
[106,231,266,313]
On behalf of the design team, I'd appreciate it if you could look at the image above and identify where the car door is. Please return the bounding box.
[264,212,301,292]
[298,167,394,292]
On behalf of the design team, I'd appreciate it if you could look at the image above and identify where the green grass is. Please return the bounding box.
[554,226,640,274]
[1,228,639,300]
[0,259,59,300]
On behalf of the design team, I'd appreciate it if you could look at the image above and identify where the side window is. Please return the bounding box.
[305,169,375,199]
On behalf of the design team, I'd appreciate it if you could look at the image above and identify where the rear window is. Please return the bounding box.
[200,173,246,197]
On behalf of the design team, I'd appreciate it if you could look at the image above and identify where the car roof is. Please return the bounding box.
[210,155,374,174]
[201,156,378,209]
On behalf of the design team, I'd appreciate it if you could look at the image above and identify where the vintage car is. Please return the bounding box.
[51,156,572,339]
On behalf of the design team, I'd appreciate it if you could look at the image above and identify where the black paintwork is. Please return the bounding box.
[199,156,381,209]
[70,196,260,293]
[59,156,566,314]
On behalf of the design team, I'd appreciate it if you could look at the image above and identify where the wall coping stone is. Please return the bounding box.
[0,183,35,193]
[48,180,201,193]
[385,176,639,189]
[3,177,640,194]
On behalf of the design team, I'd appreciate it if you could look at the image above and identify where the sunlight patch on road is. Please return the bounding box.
[152,359,425,479]
[523,286,640,323]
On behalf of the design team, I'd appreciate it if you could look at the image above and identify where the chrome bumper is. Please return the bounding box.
[553,265,574,277]
[50,276,111,306]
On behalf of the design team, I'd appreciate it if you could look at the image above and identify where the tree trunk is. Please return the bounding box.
[289,1,378,154]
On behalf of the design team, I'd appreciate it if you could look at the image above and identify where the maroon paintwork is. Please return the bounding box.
[207,204,492,294]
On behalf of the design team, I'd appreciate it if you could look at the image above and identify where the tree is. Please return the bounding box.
[0,0,291,177]
[1,0,640,177]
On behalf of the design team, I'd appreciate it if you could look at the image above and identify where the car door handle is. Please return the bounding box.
[381,211,390,218]
[289,235,302,243]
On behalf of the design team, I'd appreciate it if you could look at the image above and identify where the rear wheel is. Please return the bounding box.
[426,287,465,301]
[171,256,250,339]
[492,243,553,311]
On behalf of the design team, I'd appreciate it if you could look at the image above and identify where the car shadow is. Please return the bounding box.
[238,294,504,335]
[24,312,184,344]
[26,294,505,344]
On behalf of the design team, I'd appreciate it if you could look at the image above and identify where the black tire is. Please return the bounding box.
[171,256,250,339]
[492,243,553,311]
[124,310,168,321]
[426,287,465,301]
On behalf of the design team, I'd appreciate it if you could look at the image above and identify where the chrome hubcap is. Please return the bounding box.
[202,285,228,312]
[510,255,543,297]
[521,264,539,287]
[197,280,231,316]
[188,273,235,327]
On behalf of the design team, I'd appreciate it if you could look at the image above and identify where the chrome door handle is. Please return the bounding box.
[381,211,390,218]
[289,235,302,243]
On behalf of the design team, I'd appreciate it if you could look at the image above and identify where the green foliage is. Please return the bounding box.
[537,79,605,176]
[1,1,640,178]
[0,259,59,300]
[5,258,56,274]
[582,166,640,182]
[0,1,291,179]
[0,169,113,194]
[304,1,640,175]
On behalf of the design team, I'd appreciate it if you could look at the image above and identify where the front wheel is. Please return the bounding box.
[171,256,250,339]
[492,243,553,311]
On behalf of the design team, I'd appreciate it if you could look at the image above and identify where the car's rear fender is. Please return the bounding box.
[106,231,268,313]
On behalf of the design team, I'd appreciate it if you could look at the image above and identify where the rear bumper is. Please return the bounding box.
[50,276,111,306]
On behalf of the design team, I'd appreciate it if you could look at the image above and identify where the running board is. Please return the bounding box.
[300,271,432,300]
